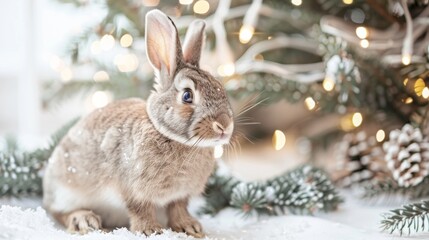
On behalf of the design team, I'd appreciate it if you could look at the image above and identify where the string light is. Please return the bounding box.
[414,78,425,96]
[100,34,115,51]
[323,77,335,91]
[114,53,139,72]
[239,24,255,44]
[360,39,369,48]
[120,34,133,48]
[193,0,210,14]
[343,0,353,4]
[91,91,111,108]
[179,0,193,4]
[93,71,109,82]
[376,129,385,142]
[404,97,413,104]
[90,40,101,55]
[217,63,235,77]
[214,145,224,158]
[355,26,368,39]
[291,0,302,6]
[272,130,286,151]
[402,54,411,65]
[352,112,363,127]
[142,0,159,6]
[403,78,409,86]
[304,97,316,110]
[422,87,429,99]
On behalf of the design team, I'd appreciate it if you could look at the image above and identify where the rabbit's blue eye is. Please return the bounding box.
[182,89,193,103]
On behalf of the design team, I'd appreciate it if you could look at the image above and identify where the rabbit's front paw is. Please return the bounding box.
[131,220,163,236]
[66,210,102,234]
[168,217,205,238]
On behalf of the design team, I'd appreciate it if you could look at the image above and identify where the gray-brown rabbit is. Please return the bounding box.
[42,9,234,238]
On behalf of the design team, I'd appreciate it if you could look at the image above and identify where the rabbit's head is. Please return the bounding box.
[145,10,233,147]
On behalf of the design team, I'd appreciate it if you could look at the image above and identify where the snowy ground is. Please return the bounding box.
[1,192,428,240]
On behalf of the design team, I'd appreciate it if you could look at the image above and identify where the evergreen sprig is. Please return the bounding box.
[363,176,429,200]
[200,165,342,217]
[0,118,78,197]
[381,200,429,235]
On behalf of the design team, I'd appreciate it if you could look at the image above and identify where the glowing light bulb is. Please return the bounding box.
[217,63,235,77]
[239,24,255,44]
[304,97,316,110]
[352,112,363,127]
[343,0,353,4]
[291,0,302,6]
[193,0,210,14]
[404,97,413,104]
[376,129,385,142]
[120,34,133,48]
[402,54,411,65]
[355,26,368,39]
[179,0,193,4]
[323,77,335,91]
[114,53,139,72]
[91,91,111,108]
[422,87,429,99]
[272,130,286,151]
[403,78,409,86]
[360,39,369,48]
[93,71,109,82]
[214,145,224,158]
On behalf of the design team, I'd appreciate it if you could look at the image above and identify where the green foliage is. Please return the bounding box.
[381,200,429,235]
[0,118,78,197]
[200,165,342,217]
[363,176,429,200]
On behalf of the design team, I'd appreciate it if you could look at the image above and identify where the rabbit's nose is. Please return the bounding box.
[213,113,233,137]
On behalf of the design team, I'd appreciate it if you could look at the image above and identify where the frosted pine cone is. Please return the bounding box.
[335,131,388,187]
[383,124,429,187]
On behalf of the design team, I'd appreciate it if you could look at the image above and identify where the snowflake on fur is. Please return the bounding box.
[383,124,429,187]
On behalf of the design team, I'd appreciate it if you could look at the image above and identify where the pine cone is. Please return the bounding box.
[383,124,429,187]
[335,131,388,187]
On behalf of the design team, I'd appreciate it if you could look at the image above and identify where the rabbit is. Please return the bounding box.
[42,9,234,238]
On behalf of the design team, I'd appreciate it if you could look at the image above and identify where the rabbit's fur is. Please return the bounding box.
[43,10,233,238]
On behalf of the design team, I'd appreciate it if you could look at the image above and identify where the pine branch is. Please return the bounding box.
[363,176,429,200]
[200,164,342,217]
[381,200,429,235]
[0,118,78,197]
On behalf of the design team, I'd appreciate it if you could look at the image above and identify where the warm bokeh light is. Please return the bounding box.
[404,97,413,104]
[239,24,255,44]
[272,130,286,151]
[355,26,368,39]
[214,145,224,158]
[422,87,429,99]
[403,78,409,86]
[304,97,316,110]
[343,0,353,4]
[402,54,411,65]
[217,63,235,77]
[193,0,210,14]
[93,71,109,82]
[91,91,111,108]
[90,40,101,55]
[114,53,139,72]
[352,112,363,127]
[142,0,160,7]
[323,77,335,91]
[376,129,385,142]
[100,34,115,51]
[291,0,302,6]
[360,39,369,48]
[179,0,193,4]
[60,68,73,82]
[120,34,133,48]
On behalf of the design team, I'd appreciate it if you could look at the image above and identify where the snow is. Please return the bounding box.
[1,192,429,240]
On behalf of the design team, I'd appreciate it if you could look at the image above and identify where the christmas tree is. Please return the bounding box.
[2,0,429,236]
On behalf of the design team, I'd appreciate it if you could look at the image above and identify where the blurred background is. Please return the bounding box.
[1,0,429,188]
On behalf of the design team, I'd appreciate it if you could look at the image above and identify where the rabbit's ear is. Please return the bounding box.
[145,10,183,82]
[182,20,206,67]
